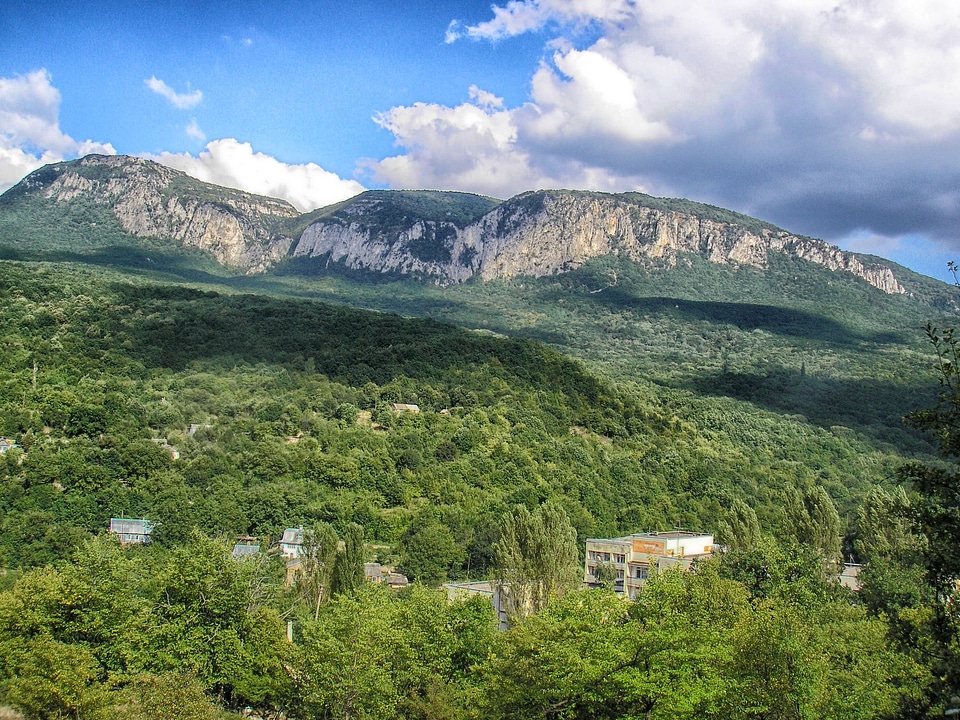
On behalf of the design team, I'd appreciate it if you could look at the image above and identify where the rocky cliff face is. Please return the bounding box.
[294,190,907,295]
[33,155,299,272]
[293,192,477,281]
[5,155,909,294]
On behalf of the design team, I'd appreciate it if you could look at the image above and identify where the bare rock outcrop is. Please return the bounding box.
[296,190,907,294]
[11,155,910,294]
[40,155,298,272]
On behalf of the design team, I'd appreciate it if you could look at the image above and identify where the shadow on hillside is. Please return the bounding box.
[106,283,607,406]
[2,245,236,285]
[587,289,906,345]
[682,367,937,453]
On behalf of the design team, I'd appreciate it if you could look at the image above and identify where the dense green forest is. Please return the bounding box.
[0,261,925,568]
[0,531,932,719]
[0,253,956,717]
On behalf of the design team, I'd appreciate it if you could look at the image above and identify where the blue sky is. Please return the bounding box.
[2,0,959,282]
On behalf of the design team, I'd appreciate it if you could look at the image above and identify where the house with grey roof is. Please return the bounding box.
[280,527,305,558]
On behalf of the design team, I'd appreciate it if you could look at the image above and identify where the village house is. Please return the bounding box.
[364,562,382,582]
[279,527,304,559]
[109,517,154,545]
[391,403,420,413]
[584,530,715,598]
[0,437,19,454]
[364,562,409,588]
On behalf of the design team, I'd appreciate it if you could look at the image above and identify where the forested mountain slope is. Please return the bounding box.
[0,261,920,570]
[0,155,952,551]
[0,157,957,717]
[0,259,943,718]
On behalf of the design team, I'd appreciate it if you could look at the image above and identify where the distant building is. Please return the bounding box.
[364,562,383,582]
[584,531,714,598]
[364,562,409,589]
[149,437,180,460]
[109,517,154,545]
[232,536,261,559]
[445,581,510,631]
[838,562,862,592]
[391,403,420,414]
[384,572,409,589]
[280,527,304,559]
[0,438,19,454]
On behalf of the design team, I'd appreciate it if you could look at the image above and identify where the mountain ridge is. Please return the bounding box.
[0,154,924,295]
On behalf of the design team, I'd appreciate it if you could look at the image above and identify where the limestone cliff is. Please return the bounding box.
[295,190,907,295]
[4,156,911,295]
[32,155,299,272]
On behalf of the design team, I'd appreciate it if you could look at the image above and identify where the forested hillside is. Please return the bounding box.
[0,253,955,716]
[0,259,916,568]
[0,260,928,569]
[2,158,960,717]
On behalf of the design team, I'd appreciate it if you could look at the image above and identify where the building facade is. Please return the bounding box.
[584,531,714,598]
[109,517,154,545]
[280,527,304,559]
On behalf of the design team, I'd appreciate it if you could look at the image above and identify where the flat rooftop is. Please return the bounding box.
[588,531,712,542]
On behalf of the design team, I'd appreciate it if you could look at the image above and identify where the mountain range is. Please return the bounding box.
[0,154,929,298]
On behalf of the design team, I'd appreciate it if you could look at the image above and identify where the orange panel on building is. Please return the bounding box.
[632,539,665,554]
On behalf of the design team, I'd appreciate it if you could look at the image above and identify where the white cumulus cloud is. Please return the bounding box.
[145,76,203,110]
[148,139,365,211]
[455,0,635,41]
[369,91,651,198]
[371,0,960,272]
[185,118,206,142]
[0,69,115,191]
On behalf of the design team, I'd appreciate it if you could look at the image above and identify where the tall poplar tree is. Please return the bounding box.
[716,499,762,552]
[784,485,841,567]
[298,522,339,619]
[493,500,580,616]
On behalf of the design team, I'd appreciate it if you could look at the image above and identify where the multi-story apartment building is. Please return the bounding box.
[584,531,714,598]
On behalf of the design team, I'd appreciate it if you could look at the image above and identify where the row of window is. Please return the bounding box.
[586,564,649,580]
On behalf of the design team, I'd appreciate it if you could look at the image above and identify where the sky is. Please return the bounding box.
[1,0,959,282]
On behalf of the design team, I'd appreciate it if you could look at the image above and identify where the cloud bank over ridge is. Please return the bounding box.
[0,70,115,188]
[371,0,960,268]
[148,139,365,212]
[2,0,960,279]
